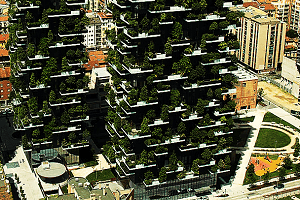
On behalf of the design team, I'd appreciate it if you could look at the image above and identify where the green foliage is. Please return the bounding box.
[192,159,200,174]
[27,43,35,57]
[171,22,183,41]
[158,167,167,183]
[170,89,181,108]
[169,151,178,171]
[283,156,293,169]
[177,122,186,134]
[209,22,218,32]
[278,167,286,179]
[49,90,56,102]
[140,86,148,101]
[201,148,212,160]
[263,171,270,183]
[140,117,150,135]
[32,129,40,138]
[61,110,70,125]
[160,104,169,121]
[165,37,172,55]
[68,132,76,142]
[286,29,298,38]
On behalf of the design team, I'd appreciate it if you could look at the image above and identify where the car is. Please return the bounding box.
[273,183,284,189]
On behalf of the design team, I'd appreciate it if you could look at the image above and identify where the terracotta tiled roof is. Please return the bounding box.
[257,0,278,3]
[83,61,106,71]
[0,0,7,5]
[0,16,8,22]
[0,34,8,42]
[83,51,107,71]
[0,67,10,78]
[0,49,8,56]
[261,3,276,10]
[243,2,259,8]
[97,12,112,19]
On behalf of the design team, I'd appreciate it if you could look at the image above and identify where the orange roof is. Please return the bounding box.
[243,2,259,8]
[89,51,107,63]
[257,0,278,3]
[0,16,8,22]
[261,3,276,10]
[0,49,8,56]
[83,61,106,71]
[0,67,10,78]
[0,0,6,4]
[0,34,8,42]
[97,12,112,19]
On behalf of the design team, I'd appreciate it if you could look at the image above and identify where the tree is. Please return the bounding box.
[144,171,154,184]
[27,43,35,57]
[160,104,169,121]
[32,129,40,138]
[283,156,293,169]
[248,173,257,186]
[177,122,186,134]
[30,73,36,86]
[192,0,207,11]
[140,117,150,135]
[286,29,298,38]
[140,86,148,101]
[209,22,218,33]
[215,0,224,9]
[207,88,213,99]
[158,167,167,183]
[211,65,220,78]
[165,37,172,55]
[192,159,200,174]
[278,167,286,180]
[49,90,56,102]
[169,151,178,171]
[61,111,70,125]
[295,163,300,176]
[171,22,183,41]
[263,171,270,184]
[202,148,212,161]
[170,89,180,108]
[68,132,76,142]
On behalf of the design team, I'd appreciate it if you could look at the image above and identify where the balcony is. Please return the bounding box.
[27,23,49,30]
[62,143,89,150]
[108,62,128,76]
[153,74,188,83]
[218,47,239,53]
[24,122,44,129]
[120,40,137,49]
[214,110,235,117]
[214,131,233,137]
[185,14,225,22]
[29,84,51,90]
[120,81,132,93]
[121,157,156,171]
[16,3,39,10]
[179,143,217,152]
[122,64,153,74]
[146,136,185,147]
[184,49,207,57]
[171,39,191,47]
[148,119,169,127]
[117,47,131,55]
[49,99,81,107]
[205,99,220,108]
[202,58,231,66]
[59,89,88,96]
[16,31,27,39]
[197,121,226,129]
[123,95,158,108]
[148,53,172,61]
[48,10,80,18]
[58,32,85,37]
[221,88,236,95]
[214,148,231,155]
[168,103,187,113]
[49,42,80,48]
[181,113,202,122]
[20,66,42,72]
[52,70,80,78]
[181,81,221,90]
[159,21,173,25]
[206,36,224,44]
[52,126,81,134]
[124,29,161,39]
[198,160,216,168]
[121,127,151,140]
[66,0,87,6]
[106,122,124,138]
[70,115,89,123]
[148,6,192,13]
[129,0,154,2]
[28,54,50,61]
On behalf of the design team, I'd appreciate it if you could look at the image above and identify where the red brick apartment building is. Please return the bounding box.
[0,67,12,106]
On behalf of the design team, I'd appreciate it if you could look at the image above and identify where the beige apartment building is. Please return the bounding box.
[232,6,286,72]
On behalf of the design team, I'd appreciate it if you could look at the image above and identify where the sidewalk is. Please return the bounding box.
[269,107,300,130]
[3,146,44,200]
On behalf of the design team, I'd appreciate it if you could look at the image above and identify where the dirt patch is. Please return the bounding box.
[258,81,300,111]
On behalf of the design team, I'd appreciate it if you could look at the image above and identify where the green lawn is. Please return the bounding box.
[234,116,255,123]
[263,112,300,132]
[86,169,115,185]
[255,128,291,148]
[252,153,279,160]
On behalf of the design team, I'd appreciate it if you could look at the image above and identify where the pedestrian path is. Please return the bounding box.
[231,109,267,186]
[269,107,300,130]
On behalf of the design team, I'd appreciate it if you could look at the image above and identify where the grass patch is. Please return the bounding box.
[278,193,300,200]
[61,185,68,194]
[255,128,291,148]
[263,112,300,132]
[86,169,115,186]
[234,116,255,123]
[252,153,279,160]
[84,160,98,167]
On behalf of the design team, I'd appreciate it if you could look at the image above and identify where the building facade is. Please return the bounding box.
[0,66,11,107]
[104,0,242,199]
[234,6,286,72]
[8,0,90,164]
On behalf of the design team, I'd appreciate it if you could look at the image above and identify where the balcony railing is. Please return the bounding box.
[111,0,130,8]
[122,64,153,74]
[181,81,221,90]
[205,99,220,108]
[198,160,216,168]
[20,66,42,72]
[184,49,207,57]
[52,126,81,134]
[221,88,236,95]
[59,89,88,96]
[49,99,81,107]
[202,58,231,66]
[48,10,80,18]
[65,0,87,6]
[148,119,169,127]
[214,110,235,116]
[24,123,44,129]
[181,113,202,121]
[17,3,39,10]
[148,53,172,61]
[214,148,231,155]
[153,74,188,83]
[146,136,185,147]
[124,29,161,39]
[214,131,233,137]
[185,14,225,22]
[27,23,49,30]
[62,143,89,150]
[168,103,187,113]
[148,6,192,13]
[49,42,80,48]
[197,121,226,129]
[121,127,151,140]
[50,70,80,78]
[179,143,217,152]
[29,84,51,90]
[28,54,50,61]
[123,94,158,108]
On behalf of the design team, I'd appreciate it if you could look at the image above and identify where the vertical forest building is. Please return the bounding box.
[8,0,90,166]
[104,0,242,199]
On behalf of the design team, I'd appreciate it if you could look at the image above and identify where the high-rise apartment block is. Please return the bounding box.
[104,0,242,199]
[233,6,286,72]
[8,0,90,165]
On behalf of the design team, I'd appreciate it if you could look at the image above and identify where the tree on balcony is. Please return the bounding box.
[28,97,38,114]
[141,117,150,135]
[215,0,224,10]
[165,37,172,55]
[27,43,35,57]
[177,122,186,135]
[171,22,183,42]
[219,20,229,29]
[169,151,178,171]
[144,171,154,185]
[207,88,213,99]
[152,127,163,140]
[149,0,165,11]
[169,89,180,110]
[30,73,36,87]
[32,129,40,139]
[158,167,167,183]
[209,22,218,34]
